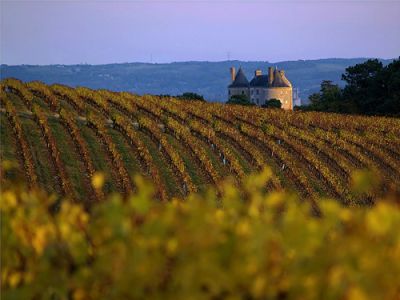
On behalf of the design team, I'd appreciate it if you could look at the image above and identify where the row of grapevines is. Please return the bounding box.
[171,98,213,123]
[260,110,395,186]
[284,126,355,180]
[1,78,34,109]
[1,95,37,188]
[263,123,349,200]
[312,128,382,173]
[59,109,104,202]
[51,84,86,115]
[188,119,245,179]
[99,90,138,119]
[97,92,197,195]
[362,130,400,158]
[300,110,400,136]
[339,130,400,179]
[98,91,196,195]
[27,81,59,112]
[254,106,400,136]
[32,105,74,198]
[213,119,265,169]
[239,110,355,184]
[258,108,400,164]
[148,98,245,180]
[86,113,133,195]
[166,117,221,185]
[137,115,197,194]
[112,114,168,201]
[156,97,188,122]
[178,101,284,190]
[119,94,224,189]
[233,110,350,199]
[122,93,163,119]
[239,123,318,202]
[197,104,283,190]
[76,87,110,117]
[304,113,400,165]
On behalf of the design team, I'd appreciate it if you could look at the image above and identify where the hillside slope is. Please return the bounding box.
[1,79,400,207]
[1,58,394,103]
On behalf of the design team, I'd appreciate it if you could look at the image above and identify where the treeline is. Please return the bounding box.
[157,92,205,101]
[300,58,400,116]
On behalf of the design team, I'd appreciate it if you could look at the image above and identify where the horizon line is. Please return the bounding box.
[1,56,396,67]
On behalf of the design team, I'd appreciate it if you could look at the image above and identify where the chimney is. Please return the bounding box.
[230,67,236,83]
[268,67,274,86]
[255,69,262,77]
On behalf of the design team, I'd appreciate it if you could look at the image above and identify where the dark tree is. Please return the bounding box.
[302,80,344,112]
[176,92,205,101]
[226,94,254,106]
[342,59,384,114]
[376,58,400,114]
[301,58,400,117]
[262,99,282,109]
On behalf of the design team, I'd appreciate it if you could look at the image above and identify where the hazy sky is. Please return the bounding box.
[1,0,399,65]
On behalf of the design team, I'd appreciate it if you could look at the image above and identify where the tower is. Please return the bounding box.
[228,67,250,100]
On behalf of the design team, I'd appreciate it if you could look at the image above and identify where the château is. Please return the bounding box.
[228,66,293,110]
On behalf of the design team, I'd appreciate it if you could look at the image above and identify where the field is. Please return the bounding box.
[2,78,400,298]
[1,78,400,207]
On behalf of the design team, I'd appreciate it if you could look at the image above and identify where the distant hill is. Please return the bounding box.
[0,58,393,104]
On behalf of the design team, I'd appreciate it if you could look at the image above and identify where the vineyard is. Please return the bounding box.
[2,78,400,298]
[1,78,400,207]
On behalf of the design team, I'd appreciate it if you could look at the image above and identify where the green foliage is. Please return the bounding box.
[303,58,400,116]
[303,80,347,113]
[262,98,282,109]
[2,164,400,299]
[176,92,205,102]
[226,94,254,106]
[159,93,206,102]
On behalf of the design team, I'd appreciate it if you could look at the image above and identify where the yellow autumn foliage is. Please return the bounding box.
[1,167,400,300]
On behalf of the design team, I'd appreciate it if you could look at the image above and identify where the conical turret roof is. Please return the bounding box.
[272,69,292,88]
[229,68,249,88]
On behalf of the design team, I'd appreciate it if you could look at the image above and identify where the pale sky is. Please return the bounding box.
[1,0,399,65]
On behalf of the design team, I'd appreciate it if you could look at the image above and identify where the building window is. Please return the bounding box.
[251,90,253,95]
[241,91,244,95]
[257,99,259,105]
[228,90,231,95]
[256,90,259,95]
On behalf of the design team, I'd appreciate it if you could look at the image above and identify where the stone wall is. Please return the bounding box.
[228,87,250,100]
[250,87,267,106]
[265,87,293,110]
[228,86,293,110]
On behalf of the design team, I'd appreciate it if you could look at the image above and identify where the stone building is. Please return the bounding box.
[228,66,293,110]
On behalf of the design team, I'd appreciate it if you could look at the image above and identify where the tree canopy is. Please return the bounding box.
[302,58,400,116]
[226,94,254,106]
[176,92,205,101]
[262,98,282,109]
